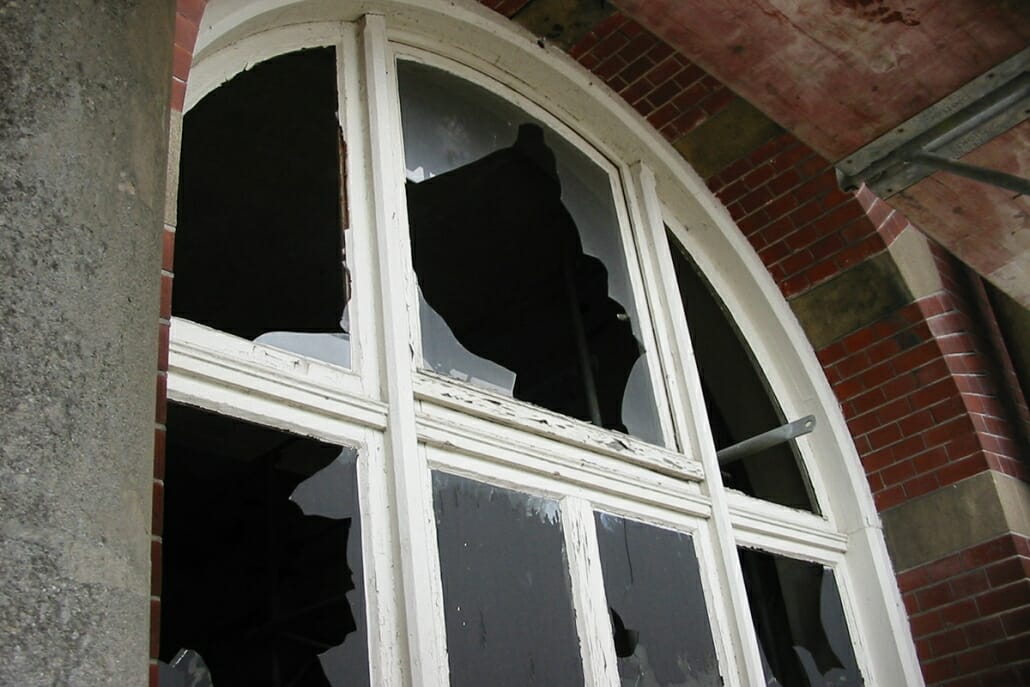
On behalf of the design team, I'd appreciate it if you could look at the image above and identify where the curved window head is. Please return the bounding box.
[399,61,663,444]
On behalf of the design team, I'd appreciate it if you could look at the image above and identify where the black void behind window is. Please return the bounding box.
[175,47,352,369]
[398,60,663,445]
[432,472,584,687]
[668,235,818,513]
[594,512,722,686]
[738,549,864,687]
[160,404,369,687]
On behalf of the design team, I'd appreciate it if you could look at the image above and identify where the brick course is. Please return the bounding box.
[900,535,1030,686]
[569,14,734,141]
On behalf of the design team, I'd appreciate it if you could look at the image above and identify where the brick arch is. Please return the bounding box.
[151,2,1030,684]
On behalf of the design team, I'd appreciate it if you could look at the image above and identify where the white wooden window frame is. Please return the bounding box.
[165,2,925,686]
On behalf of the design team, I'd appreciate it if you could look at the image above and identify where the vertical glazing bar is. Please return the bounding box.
[561,496,620,687]
[339,25,404,687]
[624,162,758,687]
[358,15,450,687]
[336,27,381,397]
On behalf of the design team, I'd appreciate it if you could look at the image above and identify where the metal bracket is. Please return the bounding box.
[836,48,1030,198]
[717,415,816,466]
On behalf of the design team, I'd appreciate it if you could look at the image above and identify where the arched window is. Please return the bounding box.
[160,4,922,686]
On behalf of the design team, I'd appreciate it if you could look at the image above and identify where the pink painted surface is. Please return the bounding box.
[613,0,1029,160]
[890,122,1030,307]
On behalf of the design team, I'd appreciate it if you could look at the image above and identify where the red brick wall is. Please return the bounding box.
[899,534,1030,685]
[152,4,204,684]
[709,135,886,298]
[570,14,734,141]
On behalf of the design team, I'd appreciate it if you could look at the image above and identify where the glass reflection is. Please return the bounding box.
[738,549,864,686]
[594,512,721,686]
[432,472,584,687]
[399,60,662,444]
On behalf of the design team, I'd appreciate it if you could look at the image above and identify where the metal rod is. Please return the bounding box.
[910,152,1030,196]
[717,415,816,466]
[563,256,603,428]
[837,72,1029,192]
[917,74,1029,157]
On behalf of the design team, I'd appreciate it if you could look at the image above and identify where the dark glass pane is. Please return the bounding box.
[432,472,584,687]
[738,549,863,687]
[175,48,352,368]
[668,234,817,513]
[594,512,722,686]
[399,60,663,444]
[160,404,369,687]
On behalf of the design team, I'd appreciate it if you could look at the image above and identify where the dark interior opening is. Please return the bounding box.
[594,512,722,685]
[739,548,863,686]
[406,123,643,433]
[668,235,818,513]
[431,471,585,686]
[159,404,368,687]
[174,47,348,343]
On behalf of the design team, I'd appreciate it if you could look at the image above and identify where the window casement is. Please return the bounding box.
[162,4,923,686]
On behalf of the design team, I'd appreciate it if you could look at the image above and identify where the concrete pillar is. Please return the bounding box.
[0,2,174,684]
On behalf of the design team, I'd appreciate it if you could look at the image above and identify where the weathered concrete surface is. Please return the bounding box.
[514,0,616,49]
[0,2,174,685]
[883,471,1030,571]
[789,252,912,350]
[673,96,783,180]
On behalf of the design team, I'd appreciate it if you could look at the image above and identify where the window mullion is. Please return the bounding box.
[625,162,759,687]
[561,496,620,687]
[607,170,678,449]
[337,27,382,398]
[359,14,450,687]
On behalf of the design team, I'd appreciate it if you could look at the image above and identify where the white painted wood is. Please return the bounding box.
[356,430,405,687]
[337,25,383,400]
[179,3,927,683]
[562,497,620,687]
[843,527,928,686]
[630,164,763,686]
[606,170,678,450]
[414,372,703,481]
[358,15,450,686]
[623,163,694,454]
[169,319,386,430]
[186,22,342,111]
[419,412,710,518]
[727,493,849,562]
[689,519,743,687]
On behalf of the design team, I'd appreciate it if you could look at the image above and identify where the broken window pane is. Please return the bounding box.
[668,234,818,513]
[175,47,352,369]
[399,61,663,444]
[431,472,584,686]
[160,404,369,687]
[594,512,722,686]
[738,549,864,687]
